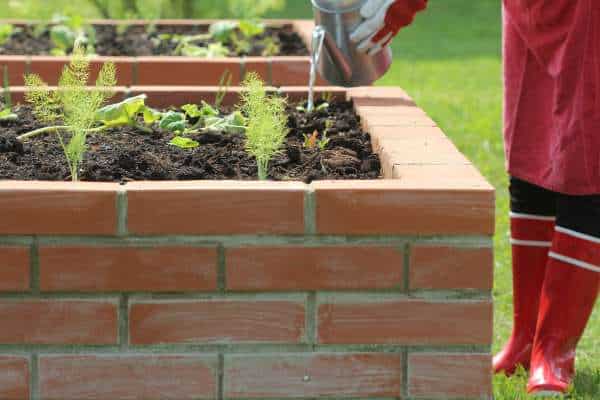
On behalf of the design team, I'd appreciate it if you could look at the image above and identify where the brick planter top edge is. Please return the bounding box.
[0,85,495,236]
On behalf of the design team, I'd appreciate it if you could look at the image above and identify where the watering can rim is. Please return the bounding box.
[311,0,366,14]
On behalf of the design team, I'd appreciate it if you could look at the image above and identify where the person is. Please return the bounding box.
[350,0,600,396]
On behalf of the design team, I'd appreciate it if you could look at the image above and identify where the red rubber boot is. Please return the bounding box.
[527,227,600,396]
[493,213,555,375]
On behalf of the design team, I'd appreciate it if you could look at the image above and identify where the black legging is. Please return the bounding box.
[510,177,600,237]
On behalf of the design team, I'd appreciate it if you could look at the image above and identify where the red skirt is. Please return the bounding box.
[503,0,600,195]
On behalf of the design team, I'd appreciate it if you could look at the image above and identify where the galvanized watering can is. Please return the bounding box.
[311,0,393,87]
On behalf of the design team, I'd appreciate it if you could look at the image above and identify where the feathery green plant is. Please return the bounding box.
[239,72,288,180]
[22,42,116,181]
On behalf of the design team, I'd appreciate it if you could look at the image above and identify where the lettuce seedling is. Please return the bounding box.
[239,72,288,180]
[0,24,17,46]
[95,94,155,133]
[49,14,96,56]
[22,42,116,181]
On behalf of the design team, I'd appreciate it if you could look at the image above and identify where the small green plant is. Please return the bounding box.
[161,32,230,57]
[22,42,116,181]
[0,65,17,121]
[215,70,233,110]
[49,14,96,56]
[239,72,288,180]
[0,24,18,46]
[303,122,331,151]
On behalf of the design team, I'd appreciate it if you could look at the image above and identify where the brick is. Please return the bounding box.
[408,353,492,399]
[243,57,271,84]
[369,126,449,152]
[28,56,135,86]
[0,299,118,344]
[391,164,493,190]
[361,110,437,130]
[136,57,242,85]
[130,298,306,344]
[318,297,493,345]
[0,247,30,292]
[0,356,29,400]
[313,181,495,236]
[410,246,494,290]
[40,354,217,400]
[39,246,217,292]
[349,87,415,106]
[0,55,27,86]
[224,353,402,398]
[0,181,118,235]
[271,56,311,86]
[227,246,403,291]
[127,181,305,235]
[378,136,471,167]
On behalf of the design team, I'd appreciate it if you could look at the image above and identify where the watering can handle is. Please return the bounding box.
[313,25,354,83]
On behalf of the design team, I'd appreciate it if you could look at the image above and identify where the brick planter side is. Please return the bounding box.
[0,87,495,400]
[0,19,325,87]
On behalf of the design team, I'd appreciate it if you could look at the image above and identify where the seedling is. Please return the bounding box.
[239,72,288,180]
[95,94,157,133]
[49,14,96,56]
[0,65,16,121]
[21,42,116,181]
[303,121,331,151]
[0,24,18,46]
[215,70,233,110]
[164,32,230,57]
[296,101,329,114]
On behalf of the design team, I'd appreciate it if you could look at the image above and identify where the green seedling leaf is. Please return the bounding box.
[232,36,252,54]
[261,36,280,56]
[238,20,265,38]
[143,107,162,125]
[0,24,15,46]
[96,94,148,127]
[160,111,187,133]
[316,102,329,111]
[179,43,207,57]
[209,21,238,43]
[199,101,219,117]
[0,108,17,121]
[205,43,230,58]
[181,104,202,118]
[50,25,77,51]
[225,111,246,134]
[169,136,199,149]
[296,105,306,113]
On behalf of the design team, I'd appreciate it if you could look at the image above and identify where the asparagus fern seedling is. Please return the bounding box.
[22,42,116,181]
[239,73,288,180]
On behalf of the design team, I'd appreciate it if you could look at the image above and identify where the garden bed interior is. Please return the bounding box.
[0,86,495,400]
[0,19,320,86]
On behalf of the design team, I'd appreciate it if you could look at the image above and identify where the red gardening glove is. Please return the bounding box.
[350,0,428,55]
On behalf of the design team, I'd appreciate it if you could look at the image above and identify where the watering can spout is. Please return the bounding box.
[311,0,392,87]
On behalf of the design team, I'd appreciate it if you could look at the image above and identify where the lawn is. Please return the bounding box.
[277,0,599,397]
[0,0,597,397]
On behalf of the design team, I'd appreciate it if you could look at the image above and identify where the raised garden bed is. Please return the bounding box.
[0,85,495,400]
[0,19,318,87]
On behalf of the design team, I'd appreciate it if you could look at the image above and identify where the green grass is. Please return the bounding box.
[0,0,597,397]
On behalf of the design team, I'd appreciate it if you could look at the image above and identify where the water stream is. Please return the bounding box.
[307,25,326,113]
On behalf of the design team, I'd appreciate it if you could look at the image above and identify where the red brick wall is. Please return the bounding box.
[0,87,495,399]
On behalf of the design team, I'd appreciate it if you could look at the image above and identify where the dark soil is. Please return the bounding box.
[0,24,308,57]
[0,100,381,182]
